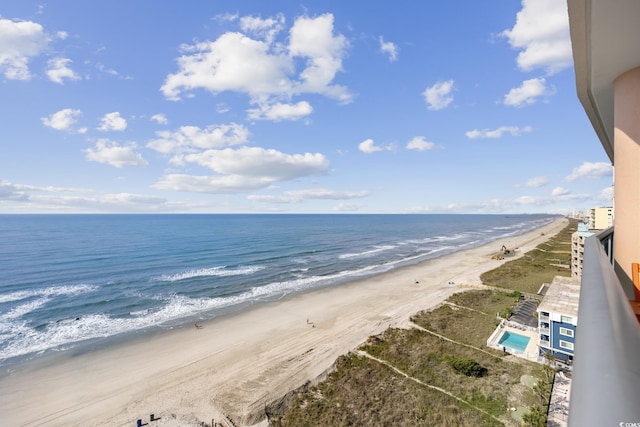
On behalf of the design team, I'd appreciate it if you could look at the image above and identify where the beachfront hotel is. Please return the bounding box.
[567,0,640,425]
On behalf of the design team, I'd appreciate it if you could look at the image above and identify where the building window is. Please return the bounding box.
[560,315,573,323]
[559,340,574,351]
[559,327,574,337]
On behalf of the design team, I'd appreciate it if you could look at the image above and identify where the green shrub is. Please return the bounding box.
[446,356,488,378]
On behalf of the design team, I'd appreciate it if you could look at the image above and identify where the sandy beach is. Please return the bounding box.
[0,217,567,427]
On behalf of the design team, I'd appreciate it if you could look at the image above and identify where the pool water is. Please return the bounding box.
[498,331,531,353]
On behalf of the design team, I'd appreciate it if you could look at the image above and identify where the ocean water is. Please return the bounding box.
[0,214,555,366]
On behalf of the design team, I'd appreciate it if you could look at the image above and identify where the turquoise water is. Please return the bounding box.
[498,331,531,353]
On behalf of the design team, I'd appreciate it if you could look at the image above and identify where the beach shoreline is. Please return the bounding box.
[0,217,568,427]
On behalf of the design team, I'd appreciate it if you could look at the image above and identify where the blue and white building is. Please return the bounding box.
[537,276,581,364]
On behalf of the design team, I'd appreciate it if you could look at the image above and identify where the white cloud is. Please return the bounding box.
[359,139,382,153]
[150,114,168,125]
[406,136,435,151]
[551,186,569,197]
[161,32,292,101]
[46,192,169,212]
[95,62,131,79]
[216,103,230,114]
[0,180,186,213]
[239,14,285,44]
[288,14,350,102]
[154,145,329,194]
[285,188,369,200]
[182,146,329,180]
[423,80,454,110]
[153,174,273,193]
[247,194,291,204]
[0,16,50,80]
[147,123,249,154]
[100,193,167,207]
[517,189,590,206]
[358,138,395,154]
[84,139,148,168]
[598,186,614,203]
[503,78,552,107]
[501,0,572,75]
[465,125,533,139]
[46,57,80,84]
[439,190,591,213]
[379,36,398,62]
[98,112,127,132]
[247,101,313,121]
[0,180,169,212]
[249,188,369,204]
[513,195,538,206]
[161,13,351,117]
[214,12,239,23]
[565,161,613,182]
[520,176,548,188]
[408,181,608,213]
[0,180,29,201]
[41,108,81,131]
[332,203,365,212]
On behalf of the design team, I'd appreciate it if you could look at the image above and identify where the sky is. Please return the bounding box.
[0,0,614,214]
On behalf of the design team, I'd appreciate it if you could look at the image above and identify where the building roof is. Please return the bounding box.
[538,276,581,317]
[568,0,640,164]
[576,222,594,237]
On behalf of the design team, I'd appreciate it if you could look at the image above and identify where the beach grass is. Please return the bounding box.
[411,290,520,349]
[268,220,577,426]
[270,288,549,426]
[271,351,505,427]
[479,219,578,294]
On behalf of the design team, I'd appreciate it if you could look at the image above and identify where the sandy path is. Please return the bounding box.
[0,217,567,427]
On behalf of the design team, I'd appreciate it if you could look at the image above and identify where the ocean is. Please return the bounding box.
[0,214,555,367]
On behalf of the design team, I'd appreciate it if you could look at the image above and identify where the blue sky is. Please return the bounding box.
[0,0,613,214]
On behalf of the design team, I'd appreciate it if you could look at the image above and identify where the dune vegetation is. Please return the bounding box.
[269,219,577,426]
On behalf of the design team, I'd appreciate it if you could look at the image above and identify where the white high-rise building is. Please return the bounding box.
[587,207,613,230]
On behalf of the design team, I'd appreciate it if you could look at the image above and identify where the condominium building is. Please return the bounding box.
[537,276,580,364]
[570,223,593,278]
[587,207,613,230]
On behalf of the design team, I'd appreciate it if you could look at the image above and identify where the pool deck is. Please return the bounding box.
[487,320,571,426]
[487,321,539,361]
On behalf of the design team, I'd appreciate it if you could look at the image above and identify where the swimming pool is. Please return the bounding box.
[498,331,531,353]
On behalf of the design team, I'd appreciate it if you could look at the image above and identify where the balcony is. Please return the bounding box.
[569,228,640,426]
[539,335,550,348]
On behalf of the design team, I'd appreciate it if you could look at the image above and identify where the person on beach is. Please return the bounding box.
[194,320,202,329]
